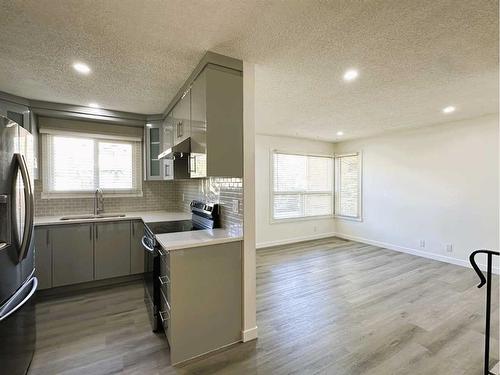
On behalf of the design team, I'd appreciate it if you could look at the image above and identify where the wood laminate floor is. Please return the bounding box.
[29,238,499,375]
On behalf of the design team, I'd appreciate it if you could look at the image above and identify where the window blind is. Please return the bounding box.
[272,152,334,220]
[42,133,142,198]
[334,153,361,218]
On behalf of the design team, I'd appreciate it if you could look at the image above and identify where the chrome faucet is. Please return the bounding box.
[94,188,104,216]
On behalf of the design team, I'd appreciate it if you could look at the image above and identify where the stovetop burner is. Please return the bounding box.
[145,200,220,236]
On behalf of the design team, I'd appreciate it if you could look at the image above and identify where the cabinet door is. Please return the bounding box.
[94,221,131,280]
[34,227,52,290]
[172,89,191,145]
[130,220,145,274]
[0,100,31,132]
[52,224,93,287]
[162,114,174,180]
[145,122,162,180]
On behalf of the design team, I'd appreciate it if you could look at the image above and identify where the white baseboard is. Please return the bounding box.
[241,326,258,342]
[256,232,337,249]
[335,232,500,275]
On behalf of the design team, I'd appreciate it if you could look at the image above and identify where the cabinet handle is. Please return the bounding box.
[132,222,135,236]
[159,275,170,286]
[46,229,50,246]
[95,225,98,240]
[159,309,170,324]
[89,226,92,240]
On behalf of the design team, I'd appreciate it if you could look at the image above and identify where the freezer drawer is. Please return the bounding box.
[0,276,37,375]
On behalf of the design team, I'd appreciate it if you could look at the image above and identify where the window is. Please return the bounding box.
[334,153,361,219]
[272,152,334,220]
[42,134,142,197]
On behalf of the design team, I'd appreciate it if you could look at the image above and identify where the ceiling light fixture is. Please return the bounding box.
[146,123,152,127]
[73,62,91,74]
[442,105,456,114]
[336,131,344,136]
[88,102,100,108]
[343,69,359,82]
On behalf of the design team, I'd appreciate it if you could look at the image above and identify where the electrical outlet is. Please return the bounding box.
[232,199,239,214]
[446,244,453,253]
[419,240,425,248]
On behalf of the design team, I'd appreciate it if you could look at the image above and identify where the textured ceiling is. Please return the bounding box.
[0,0,498,141]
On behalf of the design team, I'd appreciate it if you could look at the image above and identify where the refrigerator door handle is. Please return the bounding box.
[13,153,34,262]
[0,276,38,321]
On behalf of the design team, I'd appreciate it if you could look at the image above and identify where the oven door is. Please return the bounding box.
[142,234,159,331]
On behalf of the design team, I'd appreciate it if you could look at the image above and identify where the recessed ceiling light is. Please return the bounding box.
[146,123,152,127]
[343,69,359,82]
[73,62,91,74]
[88,102,100,108]
[336,131,344,136]
[442,106,456,114]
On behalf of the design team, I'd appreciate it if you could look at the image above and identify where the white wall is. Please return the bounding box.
[255,134,336,247]
[334,115,499,271]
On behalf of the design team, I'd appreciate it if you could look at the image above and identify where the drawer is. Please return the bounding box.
[159,273,171,304]
[158,247,170,276]
[159,288,171,337]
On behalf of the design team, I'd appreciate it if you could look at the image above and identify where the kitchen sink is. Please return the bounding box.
[60,213,126,221]
[96,213,126,218]
[60,214,95,220]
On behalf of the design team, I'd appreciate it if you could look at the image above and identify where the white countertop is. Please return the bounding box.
[34,211,192,226]
[155,228,243,251]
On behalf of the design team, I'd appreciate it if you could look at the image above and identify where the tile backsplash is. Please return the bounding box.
[175,178,244,230]
[34,180,177,216]
[34,177,244,230]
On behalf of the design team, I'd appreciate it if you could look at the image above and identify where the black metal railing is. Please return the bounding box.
[470,249,499,375]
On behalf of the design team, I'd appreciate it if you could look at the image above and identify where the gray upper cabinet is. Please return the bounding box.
[51,223,94,287]
[161,114,174,180]
[191,65,243,178]
[145,120,162,180]
[156,57,243,180]
[0,99,31,132]
[190,70,208,179]
[130,220,145,274]
[94,221,131,280]
[172,89,191,145]
[0,99,39,179]
[34,227,52,290]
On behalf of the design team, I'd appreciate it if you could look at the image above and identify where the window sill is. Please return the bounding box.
[334,215,363,222]
[270,214,334,224]
[41,192,144,199]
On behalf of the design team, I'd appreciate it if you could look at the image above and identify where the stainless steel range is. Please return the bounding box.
[142,201,220,331]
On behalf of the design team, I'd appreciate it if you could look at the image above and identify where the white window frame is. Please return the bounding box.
[334,152,363,221]
[41,133,143,199]
[270,150,335,223]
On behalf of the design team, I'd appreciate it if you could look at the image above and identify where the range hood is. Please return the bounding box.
[158,137,191,159]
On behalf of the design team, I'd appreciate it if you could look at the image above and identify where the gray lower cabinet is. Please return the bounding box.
[51,223,94,287]
[34,219,143,289]
[159,241,242,365]
[130,220,145,274]
[94,221,131,280]
[34,227,52,290]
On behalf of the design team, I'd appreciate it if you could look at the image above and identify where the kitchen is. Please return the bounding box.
[1,1,498,374]
[0,51,252,373]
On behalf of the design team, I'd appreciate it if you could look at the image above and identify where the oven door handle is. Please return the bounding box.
[142,236,154,253]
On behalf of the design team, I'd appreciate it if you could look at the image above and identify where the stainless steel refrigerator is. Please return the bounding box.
[0,115,37,375]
